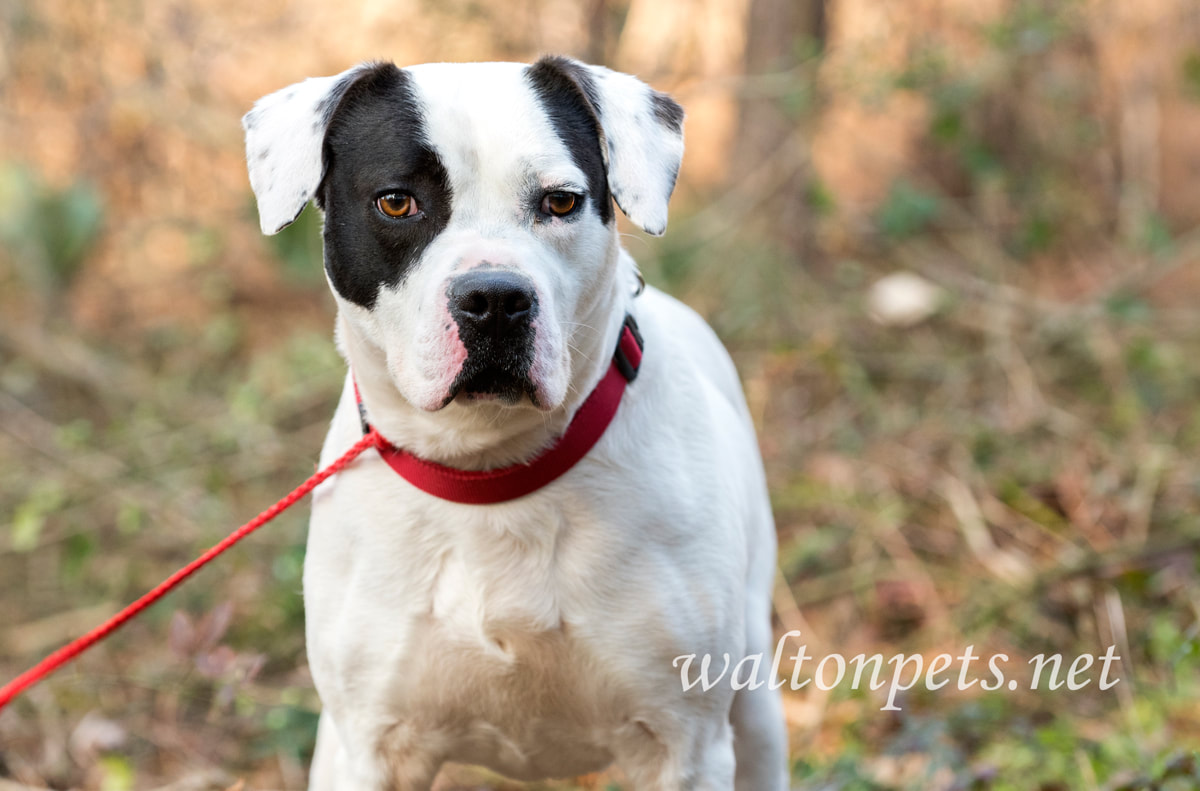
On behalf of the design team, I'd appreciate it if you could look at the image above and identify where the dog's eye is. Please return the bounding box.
[377,193,419,218]
[541,191,578,217]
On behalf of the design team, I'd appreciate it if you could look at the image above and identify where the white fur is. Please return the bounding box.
[584,65,684,236]
[243,59,786,790]
[243,64,373,234]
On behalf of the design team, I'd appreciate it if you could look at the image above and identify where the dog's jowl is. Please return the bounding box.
[244,57,787,790]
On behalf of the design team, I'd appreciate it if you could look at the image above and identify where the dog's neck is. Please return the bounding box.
[340,250,638,471]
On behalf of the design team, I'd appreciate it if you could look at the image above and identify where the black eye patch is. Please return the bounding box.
[318,64,453,310]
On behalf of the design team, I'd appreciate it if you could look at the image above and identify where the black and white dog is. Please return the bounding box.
[243,56,786,790]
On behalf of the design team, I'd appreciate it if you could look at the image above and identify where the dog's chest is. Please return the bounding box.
[307,482,626,775]
[424,503,568,635]
[405,601,616,777]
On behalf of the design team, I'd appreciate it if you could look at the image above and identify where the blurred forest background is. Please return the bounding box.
[2,0,1200,788]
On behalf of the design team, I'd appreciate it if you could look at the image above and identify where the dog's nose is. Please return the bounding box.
[449,270,536,337]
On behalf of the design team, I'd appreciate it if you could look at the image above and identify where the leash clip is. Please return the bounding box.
[352,378,373,436]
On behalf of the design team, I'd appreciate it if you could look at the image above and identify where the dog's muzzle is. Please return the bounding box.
[446,269,539,404]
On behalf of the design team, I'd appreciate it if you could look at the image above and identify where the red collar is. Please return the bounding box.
[355,315,643,505]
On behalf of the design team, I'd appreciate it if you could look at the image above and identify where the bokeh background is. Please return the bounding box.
[2,0,1200,788]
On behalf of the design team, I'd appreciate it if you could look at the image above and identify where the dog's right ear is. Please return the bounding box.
[243,63,380,235]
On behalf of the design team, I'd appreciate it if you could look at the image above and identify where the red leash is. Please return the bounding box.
[0,316,645,711]
[0,429,381,712]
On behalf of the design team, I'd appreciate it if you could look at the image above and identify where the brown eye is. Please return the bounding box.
[542,191,578,217]
[377,193,418,218]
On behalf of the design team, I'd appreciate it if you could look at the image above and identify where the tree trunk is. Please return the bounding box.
[735,0,825,254]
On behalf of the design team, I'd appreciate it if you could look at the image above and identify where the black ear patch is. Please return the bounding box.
[650,90,684,133]
[315,67,371,130]
[525,56,614,227]
[524,57,684,236]
[317,64,454,309]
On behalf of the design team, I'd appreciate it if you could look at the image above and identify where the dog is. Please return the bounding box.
[243,56,786,790]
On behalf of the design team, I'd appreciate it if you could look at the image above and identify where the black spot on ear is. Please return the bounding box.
[526,56,613,226]
[650,90,684,133]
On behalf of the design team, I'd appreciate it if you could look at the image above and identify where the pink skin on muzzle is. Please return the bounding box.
[425,278,555,410]
[431,298,469,406]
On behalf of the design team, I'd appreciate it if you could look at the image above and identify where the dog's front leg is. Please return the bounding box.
[308,711,441,791]
[729,602,789,790]
[613,718,736,791]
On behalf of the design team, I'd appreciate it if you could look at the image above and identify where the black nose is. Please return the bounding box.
[449,270,536,338]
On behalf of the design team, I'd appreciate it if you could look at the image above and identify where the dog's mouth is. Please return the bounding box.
[444,363,539,408]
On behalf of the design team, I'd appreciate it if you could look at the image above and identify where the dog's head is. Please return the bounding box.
[243,58,682,414]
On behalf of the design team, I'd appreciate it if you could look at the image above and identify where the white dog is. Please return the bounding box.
[243,56,786,790]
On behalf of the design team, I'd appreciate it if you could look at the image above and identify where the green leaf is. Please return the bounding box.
[1184,51,1200,102]
[98,755,135,791]
[11,481,66,552]
[877,180,940,239]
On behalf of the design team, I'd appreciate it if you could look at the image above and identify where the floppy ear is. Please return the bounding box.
[242,63,376,235]
[538,57,685,236]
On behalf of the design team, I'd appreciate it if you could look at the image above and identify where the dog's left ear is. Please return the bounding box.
[242,63,378,235]
[533,57,685,237]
